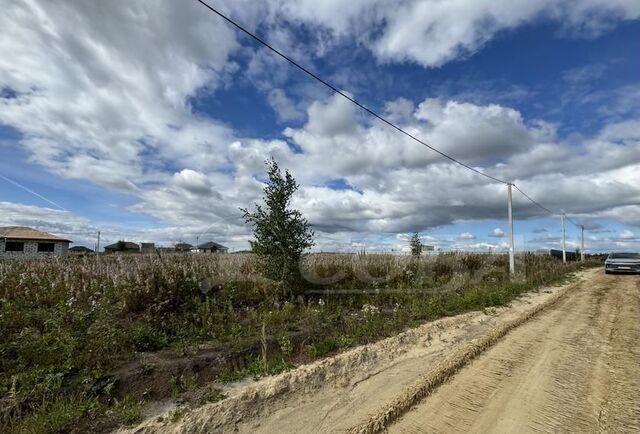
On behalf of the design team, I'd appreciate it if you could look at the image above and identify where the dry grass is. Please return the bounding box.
[0,252,598,432]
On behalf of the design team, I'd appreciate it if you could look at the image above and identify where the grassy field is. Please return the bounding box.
[0,252,599,432]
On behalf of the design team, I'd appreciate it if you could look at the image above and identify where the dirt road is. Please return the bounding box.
[389,271,640,433]
[126,269,640,433]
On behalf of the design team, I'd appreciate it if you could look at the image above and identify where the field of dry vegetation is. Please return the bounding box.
[0,252,599,432]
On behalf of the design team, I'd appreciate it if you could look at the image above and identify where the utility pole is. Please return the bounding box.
[96,231,101,254]
[507,183,515,274]
[580,225,585,262]
[561,212,567,263]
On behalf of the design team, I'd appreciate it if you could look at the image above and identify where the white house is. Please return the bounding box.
[0,226,71,259]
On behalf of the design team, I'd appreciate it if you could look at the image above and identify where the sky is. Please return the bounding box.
[1,0,639,253]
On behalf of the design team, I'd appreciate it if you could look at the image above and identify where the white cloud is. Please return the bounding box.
[1,1,640,254]
[272,0,640,67]
[0,0,239,190]
[267,88,305,122]
[458,232,476,240]
[618,230,636,240]
[490,228,506,237]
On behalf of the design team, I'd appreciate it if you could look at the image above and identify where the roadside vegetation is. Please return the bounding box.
[0,252,599,432]
[0,161,601,432]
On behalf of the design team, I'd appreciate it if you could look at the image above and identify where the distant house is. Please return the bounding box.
[104,241,140,253]
[196,242,228,253]
[0,226,71,259]
[549,249,578,261]
[400,244,435,254]
[69,246,94,254]
[140,242,155,253]
[174,242,193,252]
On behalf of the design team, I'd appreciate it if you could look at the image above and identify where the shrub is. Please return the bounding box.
[130,324,169,352]
[241,158,314,298]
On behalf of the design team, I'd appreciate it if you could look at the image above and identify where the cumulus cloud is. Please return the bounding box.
[1,1,640,253]
[618,230,637,240]
[490,228,506,237]
[0,0,238,190]
[266,88,305,122]
[270,0,640,67]
[457,232,476,240]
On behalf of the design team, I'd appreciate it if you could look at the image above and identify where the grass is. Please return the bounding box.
[111,395,142,426]
[218,357,294,383]
[0,252,599,432]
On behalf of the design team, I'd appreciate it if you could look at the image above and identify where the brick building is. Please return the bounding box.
[0,227,71,259]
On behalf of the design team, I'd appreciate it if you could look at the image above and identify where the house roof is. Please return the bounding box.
[69,246,93,252]
[0,226,71,242]
[104,241,140,250]
[197,241,228,250]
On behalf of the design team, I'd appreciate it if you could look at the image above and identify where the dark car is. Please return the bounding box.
[604,252,640,274]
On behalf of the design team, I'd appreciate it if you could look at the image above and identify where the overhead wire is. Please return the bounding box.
[195,0,508,185]
[196,0,587,228]
[511,183,583,228]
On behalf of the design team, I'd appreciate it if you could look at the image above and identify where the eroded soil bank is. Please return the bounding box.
[120,269,631,433]
[388,271,640,434]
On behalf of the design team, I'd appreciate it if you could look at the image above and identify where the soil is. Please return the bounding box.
[388,271,640,433]
[118,269,640,433]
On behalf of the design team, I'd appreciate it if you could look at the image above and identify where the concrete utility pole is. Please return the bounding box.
[561,212,567,263]
[507,183,515,274]
[580,225,585,262]
[96,231,101,253]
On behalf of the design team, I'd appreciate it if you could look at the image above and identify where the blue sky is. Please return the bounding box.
[1,0,639,252]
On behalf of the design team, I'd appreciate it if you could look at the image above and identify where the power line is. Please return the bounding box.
[196,0,589,227]
[512,183,583,228]
[195,0,508,185]
[511,184,558,216]
[565,215,581,228]
[0,174,67,211]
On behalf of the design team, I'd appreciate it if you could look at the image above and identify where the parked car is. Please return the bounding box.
[604,252,640,274]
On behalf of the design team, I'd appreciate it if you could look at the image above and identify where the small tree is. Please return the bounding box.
[410,232,423,257]
[116,240,127,252]
[241,158,314,297]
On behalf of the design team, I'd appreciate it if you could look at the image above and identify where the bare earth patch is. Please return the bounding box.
[387,270,640,434]
[119,269,617,433]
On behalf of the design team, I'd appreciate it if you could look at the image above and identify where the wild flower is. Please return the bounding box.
[361,304,380,315]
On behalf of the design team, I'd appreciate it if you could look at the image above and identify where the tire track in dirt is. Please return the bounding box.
[120,269,605,434]
[595,276,640,433]
[387,272,640,434]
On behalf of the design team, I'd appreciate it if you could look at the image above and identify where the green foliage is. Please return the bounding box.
[278,334,294,357]
[12,396,102,434]
[409,232,423,256]
[131,324,169,352]
[112,395,142,426]
[196,386,226,405]
[170,372,200,396]
[305,334,354,358]
[0,252,599,432]
[241,158,314,297]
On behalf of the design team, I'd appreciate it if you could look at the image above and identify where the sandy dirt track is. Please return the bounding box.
[389,271,640,433]
[123,269,640,433]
